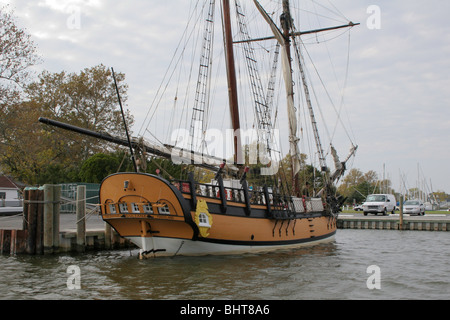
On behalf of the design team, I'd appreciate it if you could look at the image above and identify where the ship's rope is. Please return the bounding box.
[294,28,356,154]
[138,0,205,137]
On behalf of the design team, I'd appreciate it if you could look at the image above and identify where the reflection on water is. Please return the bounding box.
[0,230,449,300]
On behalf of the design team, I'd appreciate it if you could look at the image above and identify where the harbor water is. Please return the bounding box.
[0,229,448,300]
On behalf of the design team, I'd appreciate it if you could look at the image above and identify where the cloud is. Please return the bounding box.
[2,0,450,192]
[37,0,101,12]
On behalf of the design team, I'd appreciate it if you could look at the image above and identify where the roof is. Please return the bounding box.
[0,176,23,189]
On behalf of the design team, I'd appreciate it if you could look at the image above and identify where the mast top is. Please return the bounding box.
[281,0,293,33]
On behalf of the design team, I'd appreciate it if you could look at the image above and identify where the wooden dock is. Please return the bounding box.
[337,214,449,231]
[0,227,133,255]
[0,184,134,256]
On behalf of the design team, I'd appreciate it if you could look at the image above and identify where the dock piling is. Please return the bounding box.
[399,197,404,230]
[53,185,61,252]
[26,188,38,255]
[43,184,54,254]
[76,185,86,253]
[105,223,112,250]
[36,188,44,254]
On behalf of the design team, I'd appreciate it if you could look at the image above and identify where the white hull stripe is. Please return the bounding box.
[127,233,336,257]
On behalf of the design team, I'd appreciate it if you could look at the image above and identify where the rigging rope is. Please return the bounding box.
[300,29,356,146]
[189,0,215,154]
[139,0,205,136]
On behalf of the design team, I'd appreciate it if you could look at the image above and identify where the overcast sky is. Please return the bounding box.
[2,0,450,195]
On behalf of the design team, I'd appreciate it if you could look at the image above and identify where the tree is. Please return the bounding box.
[0,6,41,182]
[27,65,133,162]
[26,64,132,136]
[0,64,134,185]
[146,157,184,180]
[341,168,364,187]
[276,153,326,196]
[338,168,396,205]
[431,191,449,204]
[0,6,41,104]
[79,153,120,183]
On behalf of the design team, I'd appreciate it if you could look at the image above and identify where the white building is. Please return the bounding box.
[0,176,23,215]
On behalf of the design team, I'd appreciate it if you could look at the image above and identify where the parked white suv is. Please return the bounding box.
[362,194,396,216]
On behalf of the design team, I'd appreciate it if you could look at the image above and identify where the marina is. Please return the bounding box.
[1,193,448,256]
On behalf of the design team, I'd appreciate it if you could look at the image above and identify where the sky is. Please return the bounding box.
[2,0,450,195]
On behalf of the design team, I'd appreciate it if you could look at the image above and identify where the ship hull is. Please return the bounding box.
[127,232,335,257]
[99,173,338,258]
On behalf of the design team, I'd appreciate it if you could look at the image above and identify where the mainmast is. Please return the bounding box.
[222,0,243,165]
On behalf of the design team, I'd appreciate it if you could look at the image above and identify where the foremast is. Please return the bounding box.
[253,0,359,200]
[250,0,300,196]
[280,0,303,196]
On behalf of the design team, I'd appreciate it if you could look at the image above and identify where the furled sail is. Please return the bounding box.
[253,0,301,177]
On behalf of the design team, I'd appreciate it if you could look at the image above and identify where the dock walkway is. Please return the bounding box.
[0,212,133,255]
[337,213,450,231]
[0,184,134,256]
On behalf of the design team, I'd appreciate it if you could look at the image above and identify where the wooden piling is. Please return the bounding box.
[0,230,11,254]
[22,189,29,231]
[399,197,404,230]
[26,188,38,255]
[52,185,61,252]
[105,223,112,250]
[10,230,27,255]
[76,185,86,253]
[43,184,54,254]
[36,188,44,255]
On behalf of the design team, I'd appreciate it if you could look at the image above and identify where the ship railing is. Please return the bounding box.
[170,179,321,214]
[172,180,250,204]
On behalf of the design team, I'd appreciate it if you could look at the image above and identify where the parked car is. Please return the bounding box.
[403,199,425,216]
[353,204,363,211]
[362,194,396,216]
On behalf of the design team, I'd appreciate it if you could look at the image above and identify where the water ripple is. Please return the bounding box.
[0,230,448,300]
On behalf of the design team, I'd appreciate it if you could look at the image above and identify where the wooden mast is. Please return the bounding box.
[281,0,293,61]
[222,0,243,165]
[280,0,301,196]
[253,0,358,197]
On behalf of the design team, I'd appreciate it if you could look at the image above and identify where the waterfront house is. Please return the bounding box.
[0,176,24,215]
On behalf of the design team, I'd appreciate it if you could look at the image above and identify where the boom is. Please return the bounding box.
[38,117,237,173]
